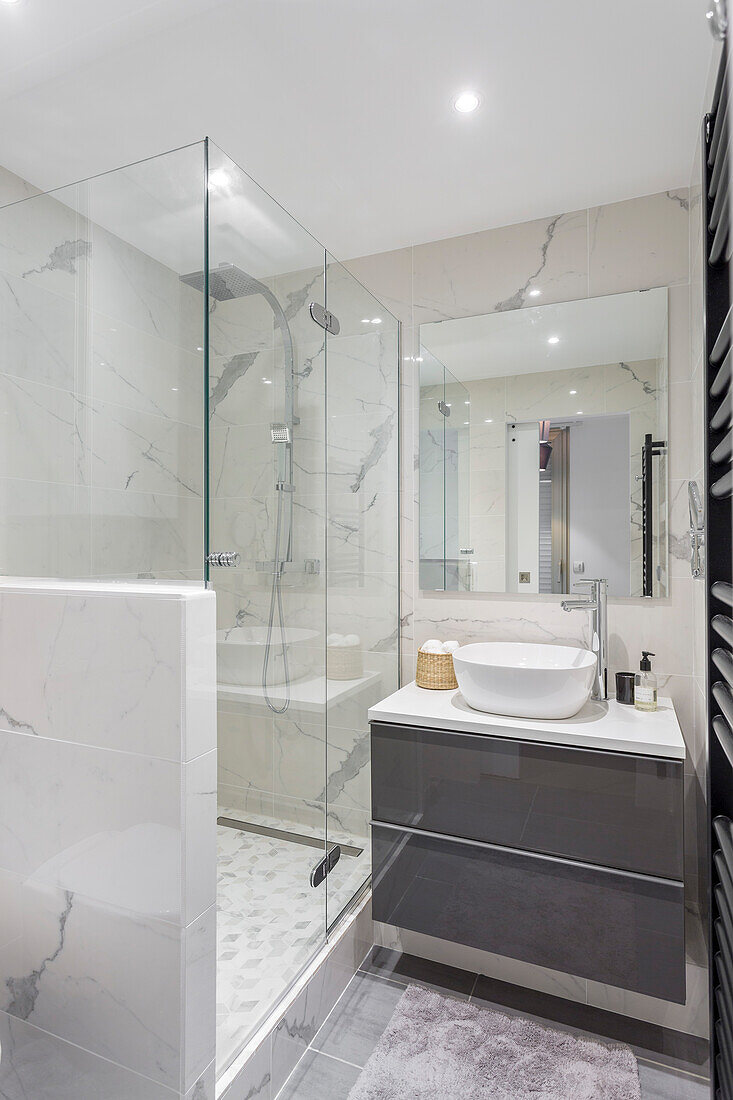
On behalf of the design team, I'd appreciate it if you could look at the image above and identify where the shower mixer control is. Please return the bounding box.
[207,551,241,568]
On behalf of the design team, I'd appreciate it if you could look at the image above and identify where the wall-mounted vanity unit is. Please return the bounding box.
[369,683,686,1003]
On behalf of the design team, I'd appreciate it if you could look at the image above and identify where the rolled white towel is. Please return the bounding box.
[420,640,445,654]
[327,633,345,647]
[442,640,460,654]
[342,633,360,647]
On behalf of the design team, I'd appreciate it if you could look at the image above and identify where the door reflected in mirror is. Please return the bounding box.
[419,288,668,598]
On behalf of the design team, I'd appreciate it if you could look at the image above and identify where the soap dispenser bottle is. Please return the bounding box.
[634,651,658,712]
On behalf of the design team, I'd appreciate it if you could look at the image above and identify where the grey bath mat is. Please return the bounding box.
[347,985,641,1100]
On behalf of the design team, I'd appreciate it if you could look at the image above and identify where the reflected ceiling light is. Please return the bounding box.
[528,288,541,298]
[464,400,470,405]
[207,168,231,191]
[371,317,382,324]
[464,421,469,425]
[416,356,424,362]
[262,377,272,385]
[569,389,577,394]
[484,418,493,424]
[453,91,480,114]
[171,387,179,392]
[547,335,560,345]
[577,410,583,414]
[361,318,371,324]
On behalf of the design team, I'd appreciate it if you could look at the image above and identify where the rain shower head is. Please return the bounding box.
[180,263,268,303]
[270,423,291,444]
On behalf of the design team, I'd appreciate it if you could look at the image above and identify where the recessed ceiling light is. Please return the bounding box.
[453,91,481,114]
[547,336,560,345]
[569,389,577,395]
[528,288,541,298]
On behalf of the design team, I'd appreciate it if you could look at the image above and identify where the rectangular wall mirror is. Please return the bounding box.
[419,288,669,598]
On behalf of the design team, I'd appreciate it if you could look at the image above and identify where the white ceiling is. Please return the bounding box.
[0,0,715,259]
[420,289,669,382]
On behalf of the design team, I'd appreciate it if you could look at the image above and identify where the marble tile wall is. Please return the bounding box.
[0,153,206,582]
[0,580,217,1099]
[345,182,710,1034]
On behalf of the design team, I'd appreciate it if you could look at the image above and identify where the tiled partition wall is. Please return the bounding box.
[346,176,709,1035]
[0,580,217,1099]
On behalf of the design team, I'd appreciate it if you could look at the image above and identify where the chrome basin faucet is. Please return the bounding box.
[561,579,608,701]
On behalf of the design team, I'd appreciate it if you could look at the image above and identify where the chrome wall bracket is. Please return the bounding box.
[309,302,340,335]
[438,400,450,417]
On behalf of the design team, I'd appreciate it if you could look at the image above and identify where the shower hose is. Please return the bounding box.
[262,484,290,714]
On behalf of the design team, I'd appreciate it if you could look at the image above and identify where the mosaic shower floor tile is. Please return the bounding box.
[216,815,369,1076]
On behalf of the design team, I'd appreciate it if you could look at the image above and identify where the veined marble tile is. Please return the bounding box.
[75,395,204,497]
[218,707,274,794]
[0,728,183,911]
[0,479,91,578]
[413,596,590,648]
[413,209,588,325]
[506,364,606,420]
[89,487,204,578]
[0,588,194,758]
[184,751,217,924]
[0,869,186,1090]
[668,284,691,385]
[209,347,278,429]
[342,246,413,327]
[89,221,204,355]
[0,372,76,485]
[588,190,689,296]
[0,272,76,391]
[0,1009,177,1099]
[0,185,86,300]
[90,311,204,427]
[669,479,692,579]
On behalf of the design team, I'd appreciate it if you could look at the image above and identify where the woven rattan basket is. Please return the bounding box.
[416,649,457,690]
[327,644,363,681]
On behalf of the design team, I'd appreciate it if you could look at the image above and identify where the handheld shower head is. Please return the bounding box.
[270,423,291,444]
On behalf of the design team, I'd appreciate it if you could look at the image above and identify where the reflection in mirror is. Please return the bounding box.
[419,288,668,598]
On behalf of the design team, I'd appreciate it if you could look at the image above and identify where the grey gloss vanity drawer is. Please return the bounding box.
[371,822,686,1003]
[371,721,683,879]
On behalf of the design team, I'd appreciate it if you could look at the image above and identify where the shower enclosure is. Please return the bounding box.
[0,139,399,1083]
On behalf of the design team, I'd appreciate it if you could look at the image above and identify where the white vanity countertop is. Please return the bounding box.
[368,681,686,760]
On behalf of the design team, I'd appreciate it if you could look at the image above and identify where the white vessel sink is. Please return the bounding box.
[452,642,597,720]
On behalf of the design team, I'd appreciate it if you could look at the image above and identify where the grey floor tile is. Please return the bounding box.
[638,1063,710,1099]
[277,1050,360,1100]
[312,970,405,1067]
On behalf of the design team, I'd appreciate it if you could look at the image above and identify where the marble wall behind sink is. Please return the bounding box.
[346,183,708,925]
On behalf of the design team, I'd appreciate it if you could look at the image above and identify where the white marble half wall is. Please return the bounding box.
[0,579,217,1099]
